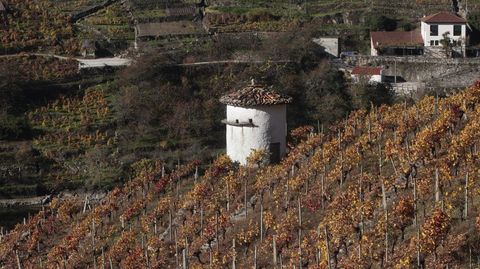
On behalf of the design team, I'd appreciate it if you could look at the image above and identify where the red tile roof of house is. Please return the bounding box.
[351,66,383,76]
[220,82,292,106]
[421,12,466,23]
[371,30,424,48]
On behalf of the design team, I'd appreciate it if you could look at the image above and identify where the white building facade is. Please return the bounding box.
[224,105,287,165]
[370,12,468,57]
[220,83,292,165]
[420,12,467,47]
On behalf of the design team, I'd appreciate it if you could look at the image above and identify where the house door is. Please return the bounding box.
[269,143,281,164]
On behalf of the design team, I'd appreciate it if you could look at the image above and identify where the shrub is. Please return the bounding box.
[246,10,279,23]
[0,114,32,140]
[366,13,397,31]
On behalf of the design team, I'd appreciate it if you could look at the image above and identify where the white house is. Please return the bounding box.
[370,12,468,57]
[420,12,467,47]
[370,30,424,56]
[220,81,292,165]
[351,66,384,83]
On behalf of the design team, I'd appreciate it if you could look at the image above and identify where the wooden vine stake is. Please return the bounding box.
[324,226,331,269]
[316,226,321,265]
[145,248,149,268]
[254,245,258,269]
[260,197,264,242]
[244,178,248,219]
[367,116,371,141]
[232,239,236,269]
[413,175,417,226]
[200,205,204,236]
[434,168,440,203]
[92,219,96,246]
[194,166,198,184]
[209,248,212,268]
[83,195,89,213]
[298,197,302,227]
[15,250,21,269]
[226,182,230,211]
[175,229,179,268]
[272,235,277,267]
[182,249,188,269]
[339,152,344,186]
[298,229,302,269]
[381,179,388,265]
[215,212,219,252]
[321,168,325,210]
[379,141,388,265]
[101,247,105,269]
[285,176,289,212]
[464,172,469,219]
[185,237,189,261]
[169,208,173,241]
[416,226,421,268]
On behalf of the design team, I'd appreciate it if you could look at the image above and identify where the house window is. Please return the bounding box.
[434,40,439,46]
[454,25,462,36]
[430,40,434,46]
[430,24,438,36]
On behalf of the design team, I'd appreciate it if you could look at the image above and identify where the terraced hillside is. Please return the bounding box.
[2,82,480,268]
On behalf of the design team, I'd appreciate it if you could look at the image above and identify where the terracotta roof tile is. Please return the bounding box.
[371,30,424,48]
[352,66,383,76]
[220,83,292,106]
[421,12,466,23]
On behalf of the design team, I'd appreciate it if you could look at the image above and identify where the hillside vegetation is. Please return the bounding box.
[1,82,480,268]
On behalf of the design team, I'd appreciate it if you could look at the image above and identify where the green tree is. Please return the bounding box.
[303,63,352,125]
[350,81,394,110]
[440,31,453,58]
[366,13,397,31]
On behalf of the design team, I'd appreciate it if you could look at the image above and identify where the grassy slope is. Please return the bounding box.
[1,82,480,268]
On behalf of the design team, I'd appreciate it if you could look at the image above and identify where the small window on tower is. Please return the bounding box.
[235,119,239,124]
[248,119,253,124]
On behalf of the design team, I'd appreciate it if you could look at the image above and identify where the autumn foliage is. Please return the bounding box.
[2,83,480,268]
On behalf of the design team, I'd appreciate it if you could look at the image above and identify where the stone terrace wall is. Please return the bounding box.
[345,55,480,88]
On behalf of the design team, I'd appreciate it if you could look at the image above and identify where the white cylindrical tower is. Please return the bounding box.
[220,82,292,165]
